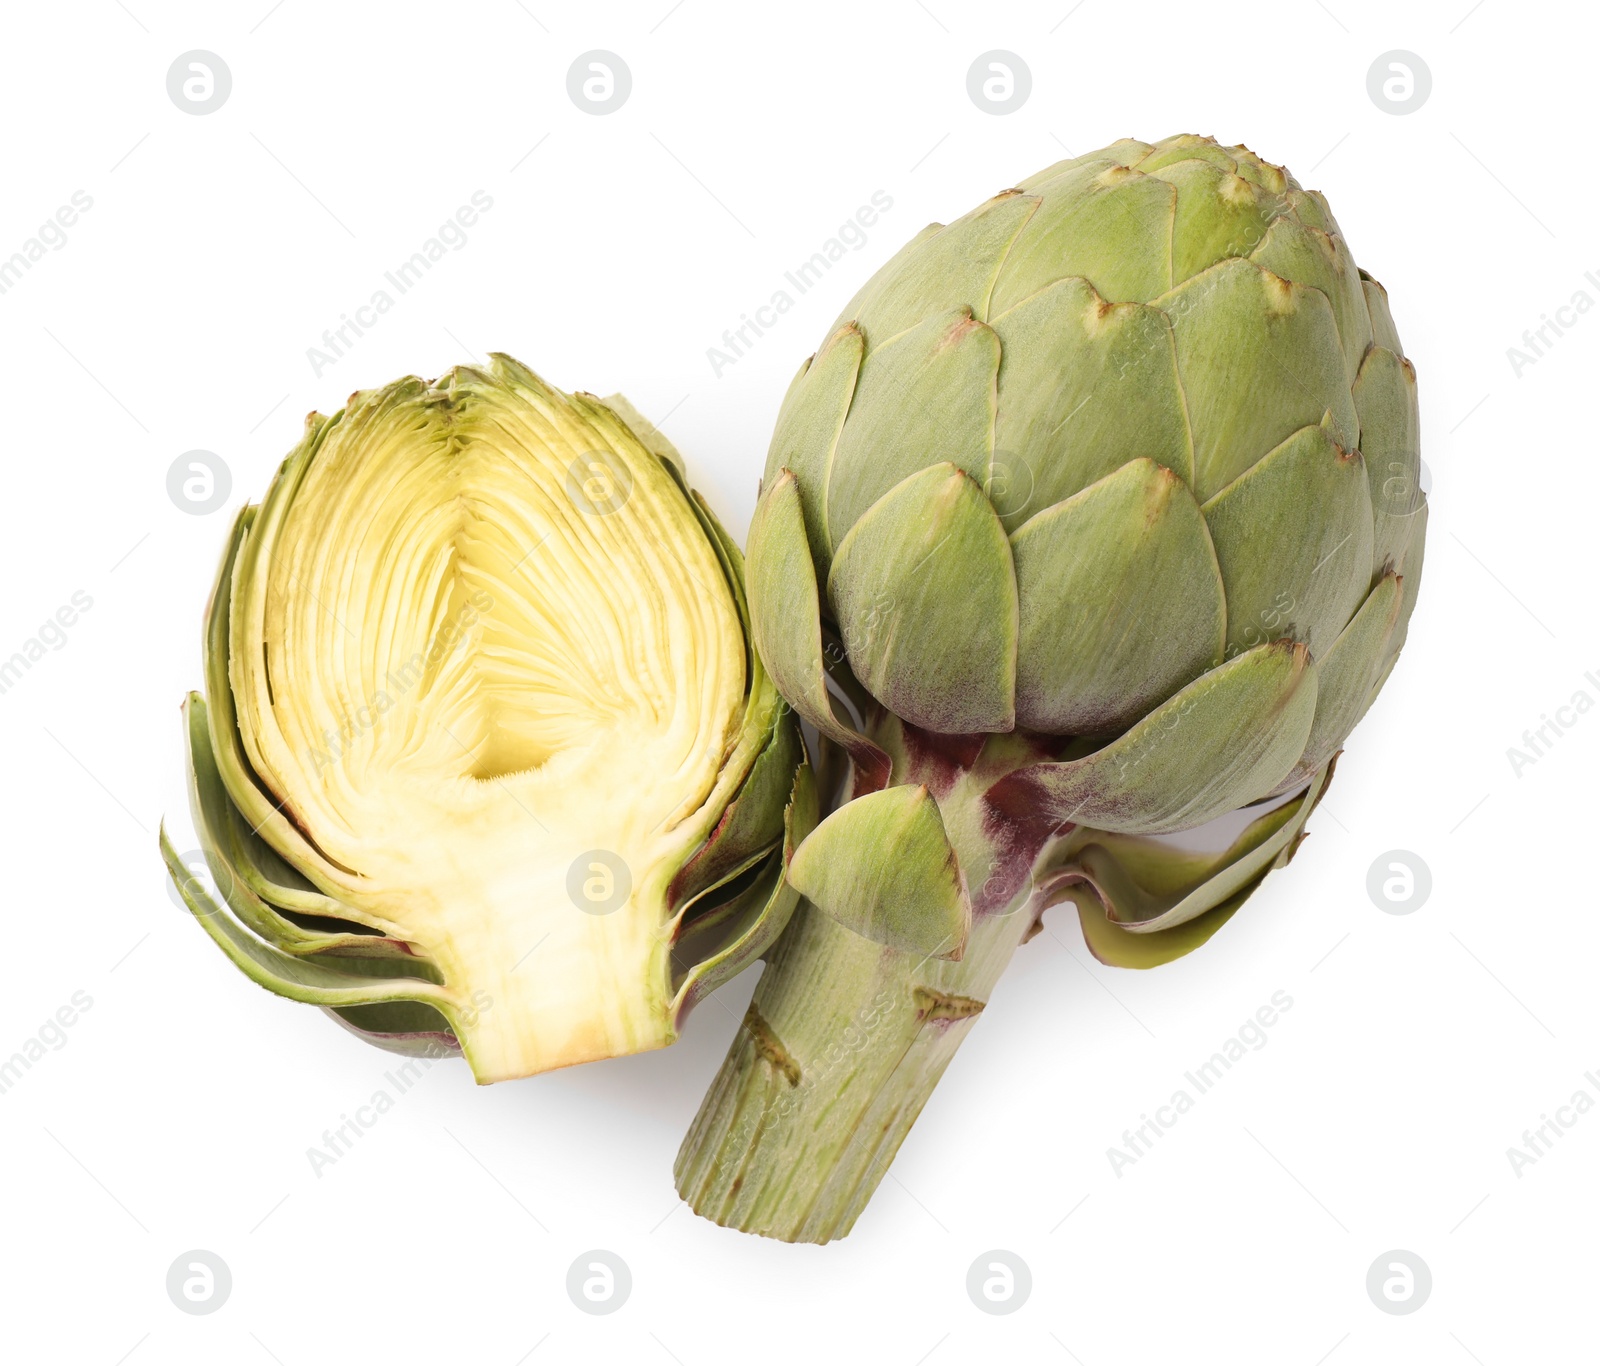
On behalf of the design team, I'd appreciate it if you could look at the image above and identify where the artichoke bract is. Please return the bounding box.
[162,356,812,1083]
[677,135,1426,1240]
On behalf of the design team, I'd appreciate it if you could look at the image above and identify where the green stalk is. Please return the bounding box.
[674,882,1039,1243]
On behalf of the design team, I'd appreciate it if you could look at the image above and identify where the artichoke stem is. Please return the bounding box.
[674,885,1038,1243]
[428,889,677,1083]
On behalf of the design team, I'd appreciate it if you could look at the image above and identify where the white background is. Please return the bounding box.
[0,1,1593,1362]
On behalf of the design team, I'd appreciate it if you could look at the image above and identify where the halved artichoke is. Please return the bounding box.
[162,356,811,1083]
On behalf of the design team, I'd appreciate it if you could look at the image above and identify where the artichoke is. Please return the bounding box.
[162,355,813,1083]
[677,135,1426,1240]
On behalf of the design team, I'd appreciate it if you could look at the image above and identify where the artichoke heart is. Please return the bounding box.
[164,355,809,1083]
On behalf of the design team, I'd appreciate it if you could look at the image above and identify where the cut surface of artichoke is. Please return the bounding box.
[178,357,796,1083]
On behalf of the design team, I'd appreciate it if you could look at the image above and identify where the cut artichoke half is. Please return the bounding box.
[164,355,806,1083]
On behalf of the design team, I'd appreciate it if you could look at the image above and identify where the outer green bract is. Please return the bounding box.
[162,355,812,1084]
[677,135,1426,1240]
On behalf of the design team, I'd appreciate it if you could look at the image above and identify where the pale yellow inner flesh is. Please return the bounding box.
[231,375,746,1077]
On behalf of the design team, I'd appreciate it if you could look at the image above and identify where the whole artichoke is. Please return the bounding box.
[163,356,811,1084]
[677,135,1425,1240]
